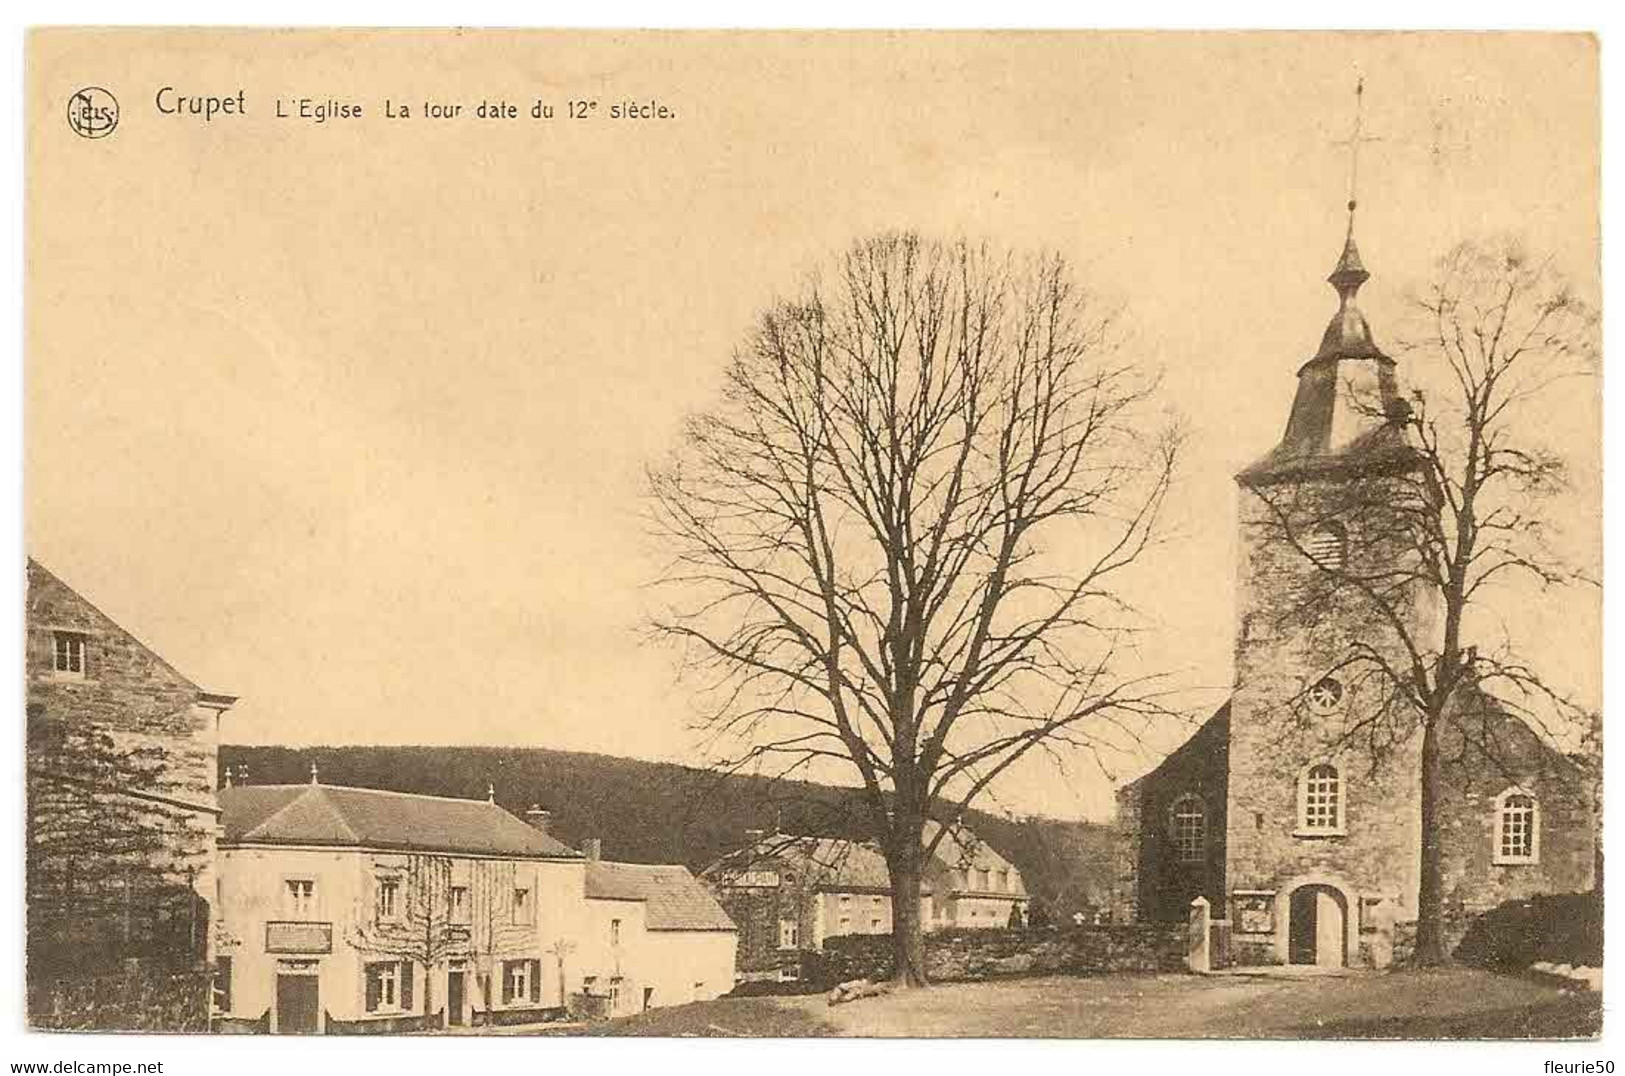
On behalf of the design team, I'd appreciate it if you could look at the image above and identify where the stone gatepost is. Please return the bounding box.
[1187,896,1211,973]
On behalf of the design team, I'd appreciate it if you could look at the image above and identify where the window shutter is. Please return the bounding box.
[365,965,381,1012]
[400,960,414,1010]
[215,956,232,1013]
[501,963,514,1005]
[529,959,541,1004]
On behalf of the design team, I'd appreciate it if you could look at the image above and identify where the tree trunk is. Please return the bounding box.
[888,849,929,988]
[1413,717,1447,965]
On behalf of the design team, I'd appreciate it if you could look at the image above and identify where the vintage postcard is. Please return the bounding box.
[23,28,1601,1043]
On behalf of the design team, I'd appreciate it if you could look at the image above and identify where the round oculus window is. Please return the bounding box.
[1307,677,1344,713]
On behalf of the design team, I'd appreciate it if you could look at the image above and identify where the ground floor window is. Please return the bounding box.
[364,959,413,1014]
[1495,788,1540,864]
[501,958,541,1006]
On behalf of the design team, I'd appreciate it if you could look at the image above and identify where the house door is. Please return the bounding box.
[1287,885,1346,967]
[275,974,320,1034]
[447,970,466,1027]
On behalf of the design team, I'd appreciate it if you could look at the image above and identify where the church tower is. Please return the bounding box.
[1110,83,1597,968]
[1223,205,1441,968]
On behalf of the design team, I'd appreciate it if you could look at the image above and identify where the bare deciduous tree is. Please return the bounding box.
[649,232,1180,986]
[1248,236,1598,965]
[348,855,460,1025]
[349,856,534,1026]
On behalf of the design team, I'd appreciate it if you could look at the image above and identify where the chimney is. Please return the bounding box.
[525,804,553,835]
[582,838,601,861]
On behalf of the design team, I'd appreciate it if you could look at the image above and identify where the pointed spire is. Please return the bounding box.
[1314,75,1383,360]
[1314,227,1381,361]
[1329,220,1370,297]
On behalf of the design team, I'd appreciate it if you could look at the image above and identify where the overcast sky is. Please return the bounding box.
[27,31,1598,820]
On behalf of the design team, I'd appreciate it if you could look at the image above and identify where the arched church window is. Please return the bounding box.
[1305,522,1348,571]
[1169,795,1205,864]
[1494,788,1540,865]
[1306,677,1344,714]
[1296,763,1345,834]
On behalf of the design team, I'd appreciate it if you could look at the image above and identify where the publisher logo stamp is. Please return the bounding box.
[67,88,119,139]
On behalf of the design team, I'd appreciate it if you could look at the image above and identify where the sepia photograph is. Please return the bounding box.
[18,24,1604,1051]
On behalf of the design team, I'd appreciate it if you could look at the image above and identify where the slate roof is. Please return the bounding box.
[709,825,1026,897]
[924,821,1024,887]
[800,838,895,890]
[219,784,580,859]
[1235,231,1419,487]
[584,860,737,932]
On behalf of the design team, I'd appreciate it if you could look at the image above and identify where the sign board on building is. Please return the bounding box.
[722,870,781,888]
[265,920,334,954]
[1232,892,1274,935]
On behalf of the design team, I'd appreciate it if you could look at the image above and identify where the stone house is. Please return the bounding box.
[580,855,740,1015]
[215,781,736,1032]
[1110,228,1596,968]
[704,823,1028,982]
[25,558,237,992]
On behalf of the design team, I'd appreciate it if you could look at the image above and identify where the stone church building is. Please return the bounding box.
[1109,225,1595,968]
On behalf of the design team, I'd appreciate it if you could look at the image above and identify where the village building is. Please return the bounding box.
[25,558,237,1013]
[214,780,736,1033]
[581,855,741,1015]
[705,823,1029,982]
[1109,223,1596,967]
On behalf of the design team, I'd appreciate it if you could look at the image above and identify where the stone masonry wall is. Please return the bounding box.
[25,560,222,981]
[1116,706,1230,924]
[820,925,1185,986]
[1434,706,1595,949]
[1225,473,1435,950]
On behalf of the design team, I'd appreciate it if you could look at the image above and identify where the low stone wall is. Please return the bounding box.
[820,925,1186,986]
[29,967,212,1032]
[325,1008,442,1035]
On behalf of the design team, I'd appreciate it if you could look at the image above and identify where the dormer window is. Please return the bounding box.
[52,631,87,679]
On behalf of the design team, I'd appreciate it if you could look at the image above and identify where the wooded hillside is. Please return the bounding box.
[220,744,1114,923]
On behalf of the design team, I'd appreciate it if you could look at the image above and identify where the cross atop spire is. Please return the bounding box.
[1332,77,1382,239]
[1315,77,1383,362]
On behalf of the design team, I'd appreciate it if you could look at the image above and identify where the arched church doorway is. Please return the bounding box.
[1287,884,1347,966]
